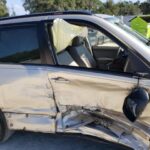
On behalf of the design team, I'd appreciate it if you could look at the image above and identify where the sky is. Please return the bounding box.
[6,0,146,16]
[6,0,27,15]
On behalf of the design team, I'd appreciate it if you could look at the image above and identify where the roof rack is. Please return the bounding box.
[0,10,92,21]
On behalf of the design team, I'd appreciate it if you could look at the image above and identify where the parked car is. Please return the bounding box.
[0,11,149,150]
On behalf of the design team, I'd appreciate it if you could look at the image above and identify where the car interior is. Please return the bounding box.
[58,36,97,68]
[49,18,137,73]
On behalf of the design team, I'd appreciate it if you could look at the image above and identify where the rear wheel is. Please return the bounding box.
[0,111,13,143]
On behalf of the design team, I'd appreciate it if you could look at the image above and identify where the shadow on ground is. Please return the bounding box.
[0,131,131,150]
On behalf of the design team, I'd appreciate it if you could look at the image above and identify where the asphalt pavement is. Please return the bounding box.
[0,131,131,150]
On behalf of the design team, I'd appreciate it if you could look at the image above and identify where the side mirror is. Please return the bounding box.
[123,88,149,122]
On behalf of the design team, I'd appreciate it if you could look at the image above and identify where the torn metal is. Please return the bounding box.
[56,108,150,150]
[4,113,56,133]
[1,68,150,150]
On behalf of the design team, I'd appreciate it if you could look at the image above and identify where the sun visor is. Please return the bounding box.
[52,18,88,53]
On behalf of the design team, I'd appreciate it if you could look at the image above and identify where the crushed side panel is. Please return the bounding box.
[48,71,137,113]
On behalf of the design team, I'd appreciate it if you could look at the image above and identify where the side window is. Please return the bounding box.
[0,25,41,64]
[87,28,127,71]
[50,19,128,73]
[88,28,117,47]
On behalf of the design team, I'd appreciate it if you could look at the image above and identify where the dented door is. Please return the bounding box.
[0,64,56,116]
[0,64,56,132]
[48,68,138,114]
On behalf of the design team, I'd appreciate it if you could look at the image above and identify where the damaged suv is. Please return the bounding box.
[0,11,149,150]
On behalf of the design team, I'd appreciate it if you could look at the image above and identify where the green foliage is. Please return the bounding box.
[23,0,104,13]
[0,0,9,17]
[23,0,150,16]
[140,2,150,15]
[103,0,141,15]
[102,0,119,15]
[117,1,141,15]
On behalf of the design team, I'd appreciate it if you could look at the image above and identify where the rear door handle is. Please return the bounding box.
[51,77,70,83]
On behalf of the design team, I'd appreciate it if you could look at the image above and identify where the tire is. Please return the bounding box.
[0,111,14,143]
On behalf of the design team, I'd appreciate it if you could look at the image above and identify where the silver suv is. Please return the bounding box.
[0,11,149,150]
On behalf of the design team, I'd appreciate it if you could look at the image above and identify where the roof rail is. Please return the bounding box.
[53,10,93,15]
[0,10,92,21]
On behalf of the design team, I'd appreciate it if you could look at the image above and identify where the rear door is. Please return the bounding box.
[0,24,56,132]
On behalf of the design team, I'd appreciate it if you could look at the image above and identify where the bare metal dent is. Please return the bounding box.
[48,71,150,150]
[4,108,150,149]
[56,109,150,150]
[4,113,56,133]
[1,68,150,150]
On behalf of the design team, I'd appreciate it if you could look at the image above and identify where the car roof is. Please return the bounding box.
[0,10,93,25]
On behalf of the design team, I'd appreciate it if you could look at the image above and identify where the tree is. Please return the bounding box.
[23,0,148,16]
[0,0,9,17]
[74,0,103,11]
[103,0,141,16]
[103,0,119,15]
[116,1,141,15]
[140,2,150,14]
[23,0,55,13]
[23,0,104,13]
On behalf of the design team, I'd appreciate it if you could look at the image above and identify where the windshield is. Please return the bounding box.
[115,22,150,46]
[96,15,150,46]
[95,14,150,63]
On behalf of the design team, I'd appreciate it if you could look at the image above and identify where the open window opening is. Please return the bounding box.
[48,18,131,73]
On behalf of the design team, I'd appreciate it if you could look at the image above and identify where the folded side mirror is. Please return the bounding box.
[123,88,149,122]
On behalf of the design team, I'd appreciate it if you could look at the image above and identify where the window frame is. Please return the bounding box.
[45,18,150,78]
[46,22,59,65]
[42,21,57,65]
[46,19,129,65]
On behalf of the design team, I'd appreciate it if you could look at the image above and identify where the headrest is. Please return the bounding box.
[72,36,84,46]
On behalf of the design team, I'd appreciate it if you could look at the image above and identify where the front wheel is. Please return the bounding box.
[0,111,13,143]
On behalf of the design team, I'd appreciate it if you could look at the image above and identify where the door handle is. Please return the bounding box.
[51,77,70,83]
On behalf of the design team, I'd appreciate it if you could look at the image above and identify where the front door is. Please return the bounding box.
[48,68,138,116]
